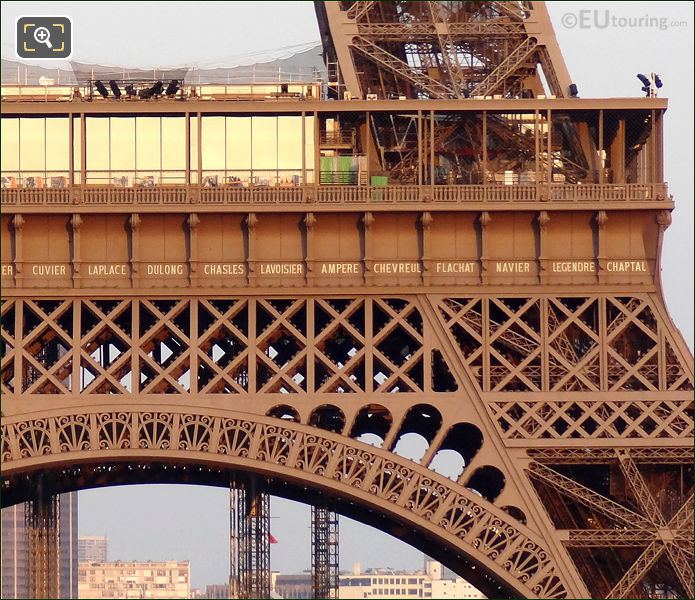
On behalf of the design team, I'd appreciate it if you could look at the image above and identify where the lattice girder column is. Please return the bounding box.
[26,475,61,600]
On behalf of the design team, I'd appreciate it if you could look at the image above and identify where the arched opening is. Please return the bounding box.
[391,404,442,463]
[1,461,523,600]
[501,505,527,526]
[308,404,345,434]
[430,423,484,480]
[392,404,442,445]
[466,466,506,503]
[349,404,392,448]
[266,404,300,422]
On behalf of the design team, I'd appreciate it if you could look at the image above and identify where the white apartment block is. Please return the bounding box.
[78,560,190,599]
[339,561,485,599]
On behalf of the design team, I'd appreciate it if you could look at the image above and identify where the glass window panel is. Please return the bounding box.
[136,117,161,170]
[73,117,81,174]
[277,116,302,170]
[162,117,186,172]
[1,118,19,172]
[226,117,251,170]
[252,116,277,170]
[20,118,46,171]
[45,118,69,171]
[202,116,225,170]
[304,115,315,175]
[190,117,198,183]
[86,117,109,171]
[110,117,135,171]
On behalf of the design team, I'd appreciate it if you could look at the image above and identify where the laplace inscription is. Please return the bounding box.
[87,264,127,276]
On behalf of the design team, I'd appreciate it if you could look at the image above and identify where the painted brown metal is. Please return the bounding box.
[1,2,693,599]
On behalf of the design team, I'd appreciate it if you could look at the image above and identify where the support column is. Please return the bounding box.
[311,506,339,599]
[26,475,60,599]
[230,477,271,599]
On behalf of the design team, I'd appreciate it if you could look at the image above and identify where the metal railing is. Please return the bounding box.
[0,183,670,207]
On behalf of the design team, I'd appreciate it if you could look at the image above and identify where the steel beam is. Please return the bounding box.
[311,506,340,599]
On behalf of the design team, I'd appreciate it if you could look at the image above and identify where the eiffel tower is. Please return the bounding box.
[1,2,692,598]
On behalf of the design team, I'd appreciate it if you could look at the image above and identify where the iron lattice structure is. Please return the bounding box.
[230,478,271,599]
[1,2,693,599]
[24,476,61,600]
[311,506,339,599]
[315,1,572,100]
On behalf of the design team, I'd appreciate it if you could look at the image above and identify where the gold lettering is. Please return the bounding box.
[320,263,360,275]
[551,261,595,273]
[494,262,531,273]
[1,264,13,276]
[435,262,475,274]
[606,260,647,273]
[146,264,185,276]
[31,264,67,276]
[259,263,304,275]
[203,263,245,276]
[87,264,127,276]
[373,262,421,274]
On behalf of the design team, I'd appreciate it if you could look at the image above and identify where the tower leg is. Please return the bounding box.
[26,475,60,599]
[230,476,270,599]
[311,506,339,599]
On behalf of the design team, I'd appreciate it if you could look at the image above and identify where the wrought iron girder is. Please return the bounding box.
[428,2,467,97]
[470,37,539,97]
[528,462,651,529]
[664,541,694,598]
[607,541,664,599]
[529,447,695,465]
[564,529,655,547]
[615,449,666,527]
[351,37,455,98]
[346,1,376,22]
[669,492,694,533]
[356,22,527,39]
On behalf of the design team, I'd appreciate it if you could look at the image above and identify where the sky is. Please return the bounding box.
[2,0,693,590]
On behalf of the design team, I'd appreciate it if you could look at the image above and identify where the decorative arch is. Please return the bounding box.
[2,405,572,599]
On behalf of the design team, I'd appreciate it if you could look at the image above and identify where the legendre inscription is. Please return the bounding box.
[551,261,595,273]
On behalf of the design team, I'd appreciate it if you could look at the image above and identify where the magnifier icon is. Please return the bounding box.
[33,26,53,49]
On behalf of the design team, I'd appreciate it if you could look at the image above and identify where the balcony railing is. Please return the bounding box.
[0,183,670,208]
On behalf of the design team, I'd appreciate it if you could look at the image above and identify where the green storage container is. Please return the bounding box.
[371,175,387,200]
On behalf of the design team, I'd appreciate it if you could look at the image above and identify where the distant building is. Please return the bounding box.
[273,572,312,598]
[79,535,108,563]
[0,492,78,599]
[78,560,191,599]
[338,560,485,599]
[201,583,230,598]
